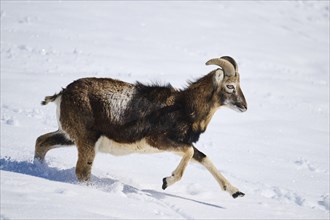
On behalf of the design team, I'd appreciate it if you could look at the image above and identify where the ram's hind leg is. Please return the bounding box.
[34,130,74,162]
[162,146,194,190]
[193,146,245,198]
[75,139,96,182]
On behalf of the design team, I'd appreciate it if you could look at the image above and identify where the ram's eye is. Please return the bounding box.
[226,85,235,90]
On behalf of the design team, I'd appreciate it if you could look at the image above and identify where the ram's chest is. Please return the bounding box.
[95,136,161,156]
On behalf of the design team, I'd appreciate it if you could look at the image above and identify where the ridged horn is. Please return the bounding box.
[205,56,236,77]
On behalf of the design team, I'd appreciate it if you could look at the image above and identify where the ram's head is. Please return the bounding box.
[206,56,247,112]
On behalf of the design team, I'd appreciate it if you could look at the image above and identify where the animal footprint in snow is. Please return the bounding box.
[294,159,316,171]
[294,158,328,173]
[1,115,19,126]
[318,194,330,211]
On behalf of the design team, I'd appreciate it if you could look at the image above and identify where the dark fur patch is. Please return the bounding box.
[50,132,74,146]
[38,131,74,146]
[192,146,207,162]
[122,83,209,144]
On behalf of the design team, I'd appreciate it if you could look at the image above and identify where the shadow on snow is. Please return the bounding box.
[0,157,224,209]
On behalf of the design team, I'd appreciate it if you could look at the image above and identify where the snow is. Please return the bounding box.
[1,1,329,219]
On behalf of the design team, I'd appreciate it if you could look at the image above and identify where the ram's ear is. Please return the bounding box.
[213,69,224,86]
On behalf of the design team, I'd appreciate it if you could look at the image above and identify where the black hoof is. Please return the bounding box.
[162,178,167,190]
[232,191,245,199]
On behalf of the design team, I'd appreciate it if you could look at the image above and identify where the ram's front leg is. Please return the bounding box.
[162,146,194,190]
[193,146,245,198]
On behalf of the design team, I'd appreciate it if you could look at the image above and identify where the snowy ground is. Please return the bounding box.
[1,1,329,219]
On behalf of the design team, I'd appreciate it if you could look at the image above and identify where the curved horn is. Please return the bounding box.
[220,56,238,72]
[205,57,236,77]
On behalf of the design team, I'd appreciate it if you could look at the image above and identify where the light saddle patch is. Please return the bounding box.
[107,87,135,122]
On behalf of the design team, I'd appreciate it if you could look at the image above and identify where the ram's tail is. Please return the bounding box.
[41,92,62,105]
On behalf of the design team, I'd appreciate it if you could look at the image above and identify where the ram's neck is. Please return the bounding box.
[182,73,220,132]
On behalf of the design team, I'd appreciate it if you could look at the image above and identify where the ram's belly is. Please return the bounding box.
[95,136,161,156]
